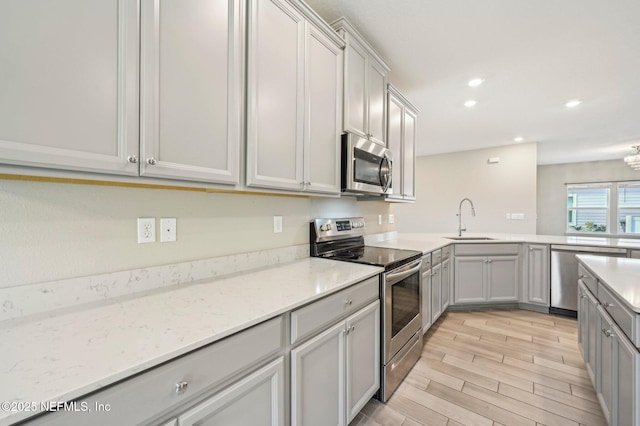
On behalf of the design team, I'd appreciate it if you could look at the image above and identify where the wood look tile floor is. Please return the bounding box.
[350,310,606,426]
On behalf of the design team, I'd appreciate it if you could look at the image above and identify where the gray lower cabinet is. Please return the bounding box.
[454,254,518,304]
[177,358,285,426]
[421,254,432,333]
[291,300,380,426]
[441,259,451,311]
[596,305,640,426]
[431,263,443,323]
[23,316,284,426]
[525,244,550,306]
[579,265,640,426]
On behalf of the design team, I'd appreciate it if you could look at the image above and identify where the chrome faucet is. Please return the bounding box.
[457,198,476,237]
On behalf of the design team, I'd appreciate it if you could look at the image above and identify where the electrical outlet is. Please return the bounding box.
[378,214,383,225]
[273,216,283,233]
[511,213,525,220]
[137,218,156,244]
[388,214,395,224]
[160,218,177,242]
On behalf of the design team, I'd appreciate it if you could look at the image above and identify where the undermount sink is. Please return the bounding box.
[446,236,495,241]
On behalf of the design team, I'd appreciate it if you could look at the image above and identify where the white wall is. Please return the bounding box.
[394,143,537,234]
[0,180,394,288]
[537,159,640,235]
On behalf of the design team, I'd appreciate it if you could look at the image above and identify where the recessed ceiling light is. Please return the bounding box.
[514,137,524,143]
[565,99,582,108]
[464,100,477,108]
[468,78,484,87]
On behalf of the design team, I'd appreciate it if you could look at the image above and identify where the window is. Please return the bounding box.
[618,183,640,235]
[566,181,640,237]
[566,184,610,234]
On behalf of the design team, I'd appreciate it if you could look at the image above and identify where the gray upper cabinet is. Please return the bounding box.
[304,23,343,194]
[139,0,242,184]
[246,0,343,194]
[0,0,140,176]
[386,85,418,201]
[332,18,390,146]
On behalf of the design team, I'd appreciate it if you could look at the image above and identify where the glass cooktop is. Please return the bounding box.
[321,246,422,271]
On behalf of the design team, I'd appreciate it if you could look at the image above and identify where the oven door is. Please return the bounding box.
[342,133,392,195]
[383,259,422,363]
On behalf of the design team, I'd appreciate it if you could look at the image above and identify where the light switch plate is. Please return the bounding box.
[273,216,283,233]
[378,214,383,225]
[160,218,177,242]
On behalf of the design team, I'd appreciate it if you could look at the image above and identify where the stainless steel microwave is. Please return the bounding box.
[341,133,393,195]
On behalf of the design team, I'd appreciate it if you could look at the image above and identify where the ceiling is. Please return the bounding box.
[304,0,640,165]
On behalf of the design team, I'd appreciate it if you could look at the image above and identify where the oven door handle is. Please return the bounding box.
[385,260,422,285]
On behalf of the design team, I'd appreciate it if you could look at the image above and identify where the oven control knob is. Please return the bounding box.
[326,224,332,231]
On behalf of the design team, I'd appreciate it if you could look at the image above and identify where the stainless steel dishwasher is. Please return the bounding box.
[550,245,627,316]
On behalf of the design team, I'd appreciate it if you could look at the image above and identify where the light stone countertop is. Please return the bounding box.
[576,255,640,313]
[368,232,640,255]
[0,258,382,426]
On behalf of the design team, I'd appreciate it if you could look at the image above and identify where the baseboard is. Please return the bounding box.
[445,302,550,314]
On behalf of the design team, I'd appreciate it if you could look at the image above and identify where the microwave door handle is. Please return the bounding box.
[380,154,392,193]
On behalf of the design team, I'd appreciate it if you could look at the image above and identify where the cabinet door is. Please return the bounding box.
[346,301,380,424]
[0,0,139,176]
[487,256,518,302]
[304,23,341,194]
[367,61,387,145]
[139,0,241,184]
[421,268,432,333]
[291,321,345,426]
[178,358,285,426]
[586,290,599,384]
[578,282,589,361]
[342,39,367,138]
[597,306,614,424]
[431,264,442,323]
[614,324,639,426]
[246,0,305,190]
[454,257,486,303]
[526,244,550,306]
[386,93,404,199]
[441,259,450,312]
[402,107,417,199]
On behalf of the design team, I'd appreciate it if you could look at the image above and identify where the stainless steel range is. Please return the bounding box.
[310,217,423,401]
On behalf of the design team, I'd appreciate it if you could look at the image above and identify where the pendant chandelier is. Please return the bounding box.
[624,145,640,170]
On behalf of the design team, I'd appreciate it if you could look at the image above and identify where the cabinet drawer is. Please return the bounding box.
[441,245,452,261]
[432,249,442,265]
[421,253,432,271]
[579,264,598,295]
[455,243,519,256]
[291,276,379,345]
[25,316,284,426]
[598,283,635,344]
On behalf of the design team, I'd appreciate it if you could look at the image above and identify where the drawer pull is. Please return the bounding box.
[175,381,189,395]
[603,301,614,308]
[345,299,353,306]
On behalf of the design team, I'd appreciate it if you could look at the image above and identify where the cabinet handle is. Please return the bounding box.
[350,325,355,333]
[579,274,586,279]
[175,381,189,395]
[147,157,157,165]
[345,299,353,306]
[602,329,616,338]
[127,155,138,164]
[603,301,614,308]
